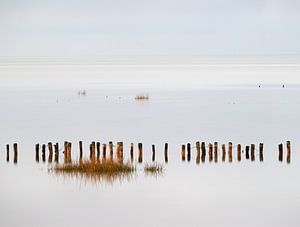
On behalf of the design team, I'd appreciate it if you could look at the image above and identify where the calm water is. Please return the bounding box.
[1,61,300,226]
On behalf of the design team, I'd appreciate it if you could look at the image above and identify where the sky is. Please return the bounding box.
[0,0,300,56]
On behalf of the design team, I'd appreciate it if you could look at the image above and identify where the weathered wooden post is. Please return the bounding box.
[208,143,213,162]
[119,142,123,162]
[116,142,120,160]
[102,143,107,160]
[64,141,68,163]
[237,144,241,162]
[222,144,226,162]
[278,143,283,162]
[35,144,39,162]
[259,143,264,162]
[164,143,168,163]
[90,142,96,161]
[79,141,83,160]
[109,141,113,160]
[245,146,250,159]
[214,142,218,163]
[181,144,186,161]
[138,143,143,163]
[13,143,18,164]
[187,143,191,162]
[89,144,92,160]
[130,143,134,162]
[54,143,59,163]
[251,144,255,161]
[96,142,100,161]
[48,142,53,163]
[196,141,200,164]
[92,142,96,161]
[201,142,206,162]
[228,142,233,163]
[152,144,155,162]
[67,142,72,163]
[287,141,291,163]
[42,144,46,162]
[6,144,9,162]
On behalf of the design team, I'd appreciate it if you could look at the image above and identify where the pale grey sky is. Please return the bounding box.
[0,0,300,56]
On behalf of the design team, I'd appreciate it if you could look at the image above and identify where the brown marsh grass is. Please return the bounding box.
[135,94,149,100]
[52,160,135,184]
[144,162,164,177]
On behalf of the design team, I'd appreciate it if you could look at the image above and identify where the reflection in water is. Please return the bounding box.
[51,167,135,185]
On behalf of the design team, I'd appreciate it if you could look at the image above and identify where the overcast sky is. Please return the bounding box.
[0,0,300,56]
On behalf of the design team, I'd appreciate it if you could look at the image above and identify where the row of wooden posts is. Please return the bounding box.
[181,141,291,163]
[5,141,292,164]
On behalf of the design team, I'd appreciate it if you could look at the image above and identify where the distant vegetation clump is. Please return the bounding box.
[78,90,86,96]
[144,162,164,174]
[135,94,149,100]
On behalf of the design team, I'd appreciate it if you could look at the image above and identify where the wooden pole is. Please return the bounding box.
[152,144,155,162]
[196,141,200,164]
[96,142,100,161]
[91,142,95,161]
[64,141,68,163]
[67,142,72,163]
[259,143,264,162]
[222,144,226,162]
[181,144,186,161]
[201,142,206,162]
[164,143,168,163]
[237,144,241,162]
[187,143,191,162]
[287,141,291,163]
[48,142,53,163]
[79,141,83,160]
[228,142,233,163]
[130,143,134,162]
[245,146,250,160]
[6,144,9,162]
[35,144,39,163]
[13,143,18,164]
[54,143,59,163]
[138,143,143,163]
[250,144,255,161]
[42,144,46,162]
[119,142,123,162]
[102,143,106,160]
[214,142,218,163]
[89,144,92,160]
[278,144,283,162]
[208,143,213,162]
[116,142,120,160]
[90,142,95,161]
[109,141,113,160]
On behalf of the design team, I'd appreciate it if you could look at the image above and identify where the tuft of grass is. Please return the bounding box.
[78,90,86,96]
[135,94,149,100]
[52,160,135,184]
[54,160,135,174]
[144,162,164,173]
